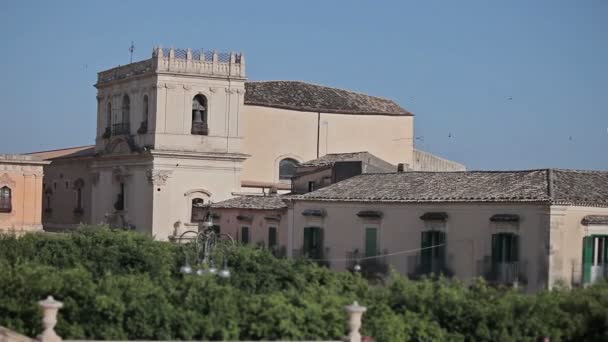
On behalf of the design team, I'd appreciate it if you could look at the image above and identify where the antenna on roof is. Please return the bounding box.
[129,41,135,63]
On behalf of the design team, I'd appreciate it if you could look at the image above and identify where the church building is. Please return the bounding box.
[28,46,463,240]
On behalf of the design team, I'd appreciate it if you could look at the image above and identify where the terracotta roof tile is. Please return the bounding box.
[293,169,608,207]
[244,81,412,116]
[211,195,287,210]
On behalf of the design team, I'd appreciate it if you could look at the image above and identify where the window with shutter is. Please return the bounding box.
[364,227,378,257]
[241,226,250,244]
[268,227,277,248]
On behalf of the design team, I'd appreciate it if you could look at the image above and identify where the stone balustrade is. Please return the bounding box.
[0,297,369,342]
[96,47,246,86]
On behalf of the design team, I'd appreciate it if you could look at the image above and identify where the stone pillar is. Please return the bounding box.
[37,296,63,342]
[344,301,367,342]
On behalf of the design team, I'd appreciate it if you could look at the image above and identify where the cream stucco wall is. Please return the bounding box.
[547,205,608,288]
[0,156,47,233]
[241,105,413,184]
[290,200,552,292]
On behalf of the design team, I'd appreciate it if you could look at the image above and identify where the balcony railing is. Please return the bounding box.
[590,264,608,284]
[407,255,452,278]
[191,122,208,135]
[112,123,131,136]
[483,261,525,285]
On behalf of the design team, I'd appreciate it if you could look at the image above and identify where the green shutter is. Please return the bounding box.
[583,236,594,284]
[511,234,519,263]
[421,231,431,272]
[241,227,249,244]
[316,228,324,259]
[268,227,277,248]
[437,231,446,262]
[365,227,378,257]
[303,228,312,256]
[491,234,501,264]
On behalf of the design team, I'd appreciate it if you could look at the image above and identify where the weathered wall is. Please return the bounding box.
[548,205,608,288]
[412,149,466,172]
[41,158,92,230]
[241,105,413,185]
[290,200,551,292]
[0,155,47,233]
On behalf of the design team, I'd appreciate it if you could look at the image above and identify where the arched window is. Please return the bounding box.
[0,186,11,213]
[191,94,208,135]
[191,198,206,222]
[138,95,149,134]
[122,95,130,123]
[44,187,53,213]
[279,158,299,180]
[106,102,112,128]
[73,179,85,214]
[103,102,112,138]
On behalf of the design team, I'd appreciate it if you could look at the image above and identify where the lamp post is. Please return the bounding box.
[174,203,235,278]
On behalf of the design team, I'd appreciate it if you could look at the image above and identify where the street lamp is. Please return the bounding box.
[174,203,235,278]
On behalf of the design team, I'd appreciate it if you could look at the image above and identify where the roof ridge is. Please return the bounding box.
[25,145,94,155]
[246,80,404,104]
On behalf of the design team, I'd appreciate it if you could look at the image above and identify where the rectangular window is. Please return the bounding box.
[240,226,250,244]
[491,233,519,264]
[303,227,324,259]
[308,181,315,192]
[420,230,446,273]
[583,235,608,284]
[364,227,378,257]
[268,227,277,248]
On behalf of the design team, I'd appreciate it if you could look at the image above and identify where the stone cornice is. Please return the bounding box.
[150,150,249,162]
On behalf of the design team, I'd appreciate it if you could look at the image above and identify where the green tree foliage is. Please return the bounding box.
[0,228,607,341]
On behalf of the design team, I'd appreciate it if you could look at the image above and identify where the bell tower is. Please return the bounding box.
[92,47,249,240]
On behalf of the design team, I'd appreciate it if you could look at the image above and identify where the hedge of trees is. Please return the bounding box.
[0,228,607,341]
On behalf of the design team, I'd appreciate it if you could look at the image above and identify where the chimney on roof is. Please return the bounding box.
[397,163,405,172]
[268,186,278,195]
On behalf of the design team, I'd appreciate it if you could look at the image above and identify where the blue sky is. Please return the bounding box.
[0,0,606,170]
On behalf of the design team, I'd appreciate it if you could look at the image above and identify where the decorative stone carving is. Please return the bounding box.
[225,88,236,94]
[0,173,16,187]
[146,169,172,186]
[165,83,176,89]
[209,87,218,93]
[236,88,245,94]
[183,84,192,91]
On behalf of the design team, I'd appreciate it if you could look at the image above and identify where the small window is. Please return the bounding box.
[268,227,277,248]
[491,233,519,263]
[279,158,299,180]
[303,227,324,259]
[364,227,378,257]
[0,186,12,213]
[114,183,125,211]
[308,181,315,192]
[191,198,206,222]
[191,94,208,135]
[74,179,85,213]
[138,95,149,134]
[240,226,250,244]
[45,187,53,212]
[122,95,130,124]
[142,95,149,123]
